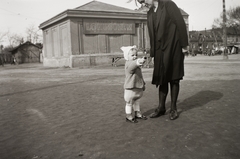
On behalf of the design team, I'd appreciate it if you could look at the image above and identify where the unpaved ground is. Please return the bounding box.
[0,54,240,159]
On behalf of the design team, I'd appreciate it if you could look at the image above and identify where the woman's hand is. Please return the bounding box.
[182,46,188,53]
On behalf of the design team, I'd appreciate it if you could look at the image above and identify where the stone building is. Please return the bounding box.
[39,1,189,67]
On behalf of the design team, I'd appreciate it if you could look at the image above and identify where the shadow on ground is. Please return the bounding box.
[143,90,223,116]
[178,90,223,114]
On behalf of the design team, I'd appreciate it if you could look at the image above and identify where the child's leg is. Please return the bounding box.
[125,102,133,120]
[124,89,134,120]
[133,99,141,117]
[132,89,144,118]
[133,99,147,119]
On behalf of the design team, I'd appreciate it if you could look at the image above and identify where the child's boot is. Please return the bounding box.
[125,103,138,123]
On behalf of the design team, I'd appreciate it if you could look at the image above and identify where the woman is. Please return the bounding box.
[140,0,189,120]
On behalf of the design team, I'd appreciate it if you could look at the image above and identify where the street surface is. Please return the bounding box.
[0,54,240,159]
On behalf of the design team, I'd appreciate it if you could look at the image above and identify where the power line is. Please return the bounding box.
[179,0,212,8]
[199,0,220,14]
[0,7,45,21]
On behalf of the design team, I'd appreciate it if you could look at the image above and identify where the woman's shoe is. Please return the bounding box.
[136,115,148,120]
[126,118,138,123]
[149,108,166,118]
[169,110,178,120]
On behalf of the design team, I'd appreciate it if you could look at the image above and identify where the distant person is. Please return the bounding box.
[0,45,3,54]
[0,56,4,67]
[121,45,148,123]
[11,55,17,65]
[138,0,188,120]
[0,45,4,67]
[231,47,235,54]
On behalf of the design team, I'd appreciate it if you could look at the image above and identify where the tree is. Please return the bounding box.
[25,24,42,43]
[6,32,23,47]
[0,31,8,44]
[229,6,240,24]
[2,45,14,54]
[212,6,240,29]
[212,6,240,44]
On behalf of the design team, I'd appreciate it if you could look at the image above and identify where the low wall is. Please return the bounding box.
[43,52,149,68]
[43,57,70,67]
[43,53,124,68]
[70,53,123,68]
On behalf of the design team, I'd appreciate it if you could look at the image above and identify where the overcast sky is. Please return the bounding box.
[1,0,240,45]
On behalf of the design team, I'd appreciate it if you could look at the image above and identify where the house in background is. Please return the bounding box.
[189,30,223,54]
[189,27,240,54]
[225,26,240,44]
[10,41,43,64]
[39,0,189,68]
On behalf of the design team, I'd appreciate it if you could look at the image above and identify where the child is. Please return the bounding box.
[121,45,147,123]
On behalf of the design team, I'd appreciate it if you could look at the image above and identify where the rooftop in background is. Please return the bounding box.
[179,8,189,16]
[10,41,42,54]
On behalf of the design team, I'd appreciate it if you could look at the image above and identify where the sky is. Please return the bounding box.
[1,0,240,45]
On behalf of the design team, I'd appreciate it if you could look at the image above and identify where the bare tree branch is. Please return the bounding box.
[0,31,9,43]
[25,24,41,43]
[6,32,23,47]
[213,6,240,29]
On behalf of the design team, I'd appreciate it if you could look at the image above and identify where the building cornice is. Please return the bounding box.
[39,10,147,29]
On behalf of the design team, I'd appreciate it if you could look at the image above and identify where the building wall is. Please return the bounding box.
[227,35,240,44]
[43,20,71,67]
[15,45,40,63]
[64,18,147,67]
[69,18,145,55]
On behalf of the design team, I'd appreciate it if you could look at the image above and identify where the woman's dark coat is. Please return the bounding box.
[147,0,188,86]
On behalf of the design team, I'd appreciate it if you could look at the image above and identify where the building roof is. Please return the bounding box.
[39,0,189,30]
[74,1,140,14]
[39,1,147,29]
[179,8,188,16]
[10,41,42,54]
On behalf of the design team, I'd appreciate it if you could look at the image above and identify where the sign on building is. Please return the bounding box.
[83,20,135,35]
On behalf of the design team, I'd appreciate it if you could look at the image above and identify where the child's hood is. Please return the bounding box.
[120,45,137,61]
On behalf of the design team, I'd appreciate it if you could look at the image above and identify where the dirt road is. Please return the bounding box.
[0,54,240,159]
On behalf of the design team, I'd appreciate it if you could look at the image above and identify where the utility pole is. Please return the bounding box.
[223,0,228,59]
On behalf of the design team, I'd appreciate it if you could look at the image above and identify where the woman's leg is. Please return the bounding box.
[170,80,180,111]
[159,83,169,112]
[150,83,168,118]
[169,80,180,120]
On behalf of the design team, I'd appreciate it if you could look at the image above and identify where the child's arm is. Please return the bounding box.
[126,59,145,74]
[126,58,145,74]
[126,61,139,74]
